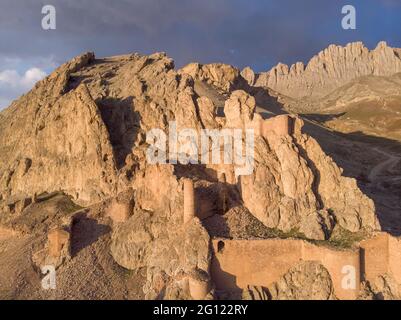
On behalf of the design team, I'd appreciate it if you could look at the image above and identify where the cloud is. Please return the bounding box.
[21,68,47,87]
[0,67,46,109]
[0,0,399,71]
[0,68,45,88]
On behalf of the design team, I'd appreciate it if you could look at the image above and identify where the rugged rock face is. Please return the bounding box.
[358,275,401,300]
[253,42,401,99]
[228,89,380,239]
[296,135,380,232]
[0,51,207,207]
[240,67,256,87]
[242,286,269,300]
[369,274,401,300]
[179,62,247,94]
[0,53,117,206]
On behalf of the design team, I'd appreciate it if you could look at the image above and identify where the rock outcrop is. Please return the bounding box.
[0,53,117,206]
[0,51,206,207]
[224,90,380,239]
[252,41,401,99]
[179,62,246,94]
[242,286,269,300]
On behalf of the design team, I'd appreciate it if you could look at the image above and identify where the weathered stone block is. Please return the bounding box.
[48,228,70,259]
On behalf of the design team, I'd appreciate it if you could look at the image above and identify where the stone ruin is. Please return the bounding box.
[47,228,70,260]
[261,114,294,137]
[183,179,196,224]
[211,232,401,300]
[152,167,400,300]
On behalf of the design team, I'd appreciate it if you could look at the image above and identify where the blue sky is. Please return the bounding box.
[0,0,400,108]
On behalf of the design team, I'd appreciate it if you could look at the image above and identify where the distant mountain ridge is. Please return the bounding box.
[245,41,401,99]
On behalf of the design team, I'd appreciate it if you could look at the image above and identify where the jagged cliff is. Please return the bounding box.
[246,41,401,99]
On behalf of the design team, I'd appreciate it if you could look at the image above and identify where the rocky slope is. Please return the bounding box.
[302,73,401,141]
[0,48,392,300]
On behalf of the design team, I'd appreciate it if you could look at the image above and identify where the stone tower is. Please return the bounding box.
[183,179,196,223]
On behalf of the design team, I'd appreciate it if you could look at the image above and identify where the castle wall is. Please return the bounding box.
[48,228,70,258]
[359,233,389,282]
[262,115,293,137]
[302,242,360,300]
[388,236,401,284]
[360,232,401,285]
[211,239,303,291]
[211,238,361,300]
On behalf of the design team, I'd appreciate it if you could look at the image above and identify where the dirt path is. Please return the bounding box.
[368,148,401,182]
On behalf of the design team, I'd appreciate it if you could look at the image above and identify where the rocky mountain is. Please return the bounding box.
[0,43,399,300]
[246,41,401,100]
[0,51,379,236]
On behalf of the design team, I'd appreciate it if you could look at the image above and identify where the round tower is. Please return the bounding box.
[183,178,196,223]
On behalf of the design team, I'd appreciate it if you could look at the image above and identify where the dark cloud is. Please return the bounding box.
[0,0,400,71]
[1,0,399,108]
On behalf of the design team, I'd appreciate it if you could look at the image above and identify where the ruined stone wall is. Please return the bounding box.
[302,242,360,300]
[389,236,401,285]
[211,239,303,291]
[262,114,293,137]
[212,233,401,300]
[211,238,361,300]
[360,233,401,285]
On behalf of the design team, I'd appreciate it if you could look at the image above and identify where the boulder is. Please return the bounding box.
[268,261,336,300]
